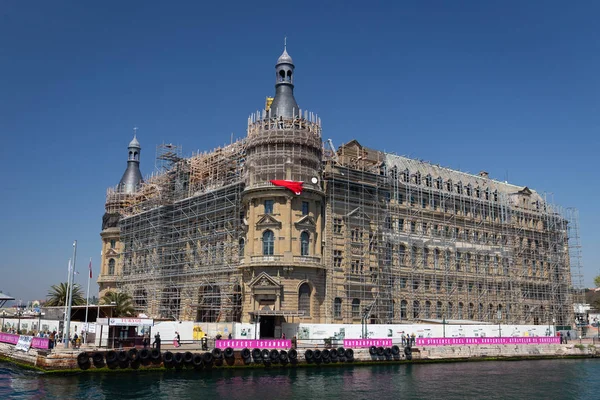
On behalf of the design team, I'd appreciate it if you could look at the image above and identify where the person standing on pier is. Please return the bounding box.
[153,333,161,351]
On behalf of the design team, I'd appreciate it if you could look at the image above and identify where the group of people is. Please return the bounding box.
[558,331,571,344]
[401,333,416,346]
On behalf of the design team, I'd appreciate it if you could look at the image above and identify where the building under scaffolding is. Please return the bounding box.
[98,46,583,335]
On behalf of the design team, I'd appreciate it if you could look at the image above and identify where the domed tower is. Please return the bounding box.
[118,135,143,193]
[241,45,325,331]
[99,132,144,296]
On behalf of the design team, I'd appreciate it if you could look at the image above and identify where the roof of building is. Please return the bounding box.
[277,47,293,65]
[338,139,548,205]
[128,135,141,148]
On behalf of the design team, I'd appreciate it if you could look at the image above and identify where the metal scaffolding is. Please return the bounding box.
[103,134,582,327]
[109,139,247,322]
[323,141,581,326]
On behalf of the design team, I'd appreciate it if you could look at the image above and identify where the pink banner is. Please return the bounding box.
[416,337,561,346]
[0,333,49,349]
[343,339,393,348]
[215,339,291,349]
[0,333,18,345]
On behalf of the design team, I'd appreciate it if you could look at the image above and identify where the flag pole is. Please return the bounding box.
[84,257,91,344]
[65,240,77,348]
[63,258,72,343]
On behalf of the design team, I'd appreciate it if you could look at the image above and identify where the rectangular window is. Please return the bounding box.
[334,298,342,318]
[110,240,116,249]
[333,218,343,234]
[302,201,309,216]
[398,218,404,232]
[333,250,343,268]
[264,200,274,214]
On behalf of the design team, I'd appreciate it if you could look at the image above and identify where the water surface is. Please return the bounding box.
[1,359,597,399]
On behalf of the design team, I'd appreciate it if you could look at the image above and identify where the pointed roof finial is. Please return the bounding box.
[129,127,141,148]
[277,37,293,65]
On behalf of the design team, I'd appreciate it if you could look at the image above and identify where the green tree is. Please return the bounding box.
[101,291,135,317]
[45,282,86,306]
[594,275,600,288]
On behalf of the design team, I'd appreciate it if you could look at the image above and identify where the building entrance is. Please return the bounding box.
[260,316,275,338]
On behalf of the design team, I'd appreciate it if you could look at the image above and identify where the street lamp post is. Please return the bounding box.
[442,316,446,338]
[37,312,43,334]
[497,310,502,338]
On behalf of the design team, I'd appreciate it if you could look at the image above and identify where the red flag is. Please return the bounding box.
[88,260,92,279]
[270,180,303,195]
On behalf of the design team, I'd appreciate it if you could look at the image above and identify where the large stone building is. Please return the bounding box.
[98,47,582,337]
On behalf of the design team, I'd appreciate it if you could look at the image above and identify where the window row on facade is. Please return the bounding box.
[334,297,510,321]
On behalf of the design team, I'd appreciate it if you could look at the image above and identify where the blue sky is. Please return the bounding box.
[0,1,598,302]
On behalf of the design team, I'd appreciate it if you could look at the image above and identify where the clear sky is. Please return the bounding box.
[1,1,598,303]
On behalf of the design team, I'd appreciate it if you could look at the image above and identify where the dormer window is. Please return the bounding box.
[436,177,442,189]
[425,175,432,187]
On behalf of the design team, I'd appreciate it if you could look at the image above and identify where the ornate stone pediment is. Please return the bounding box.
[294,215,316,231]
[256,214,282,229]
[249,272,281,295]
[518,187,532,196]
[105,248,119,257]
[249,272,280,288]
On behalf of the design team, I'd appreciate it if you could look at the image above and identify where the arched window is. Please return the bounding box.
[300,231,310,256]
[262,230,274,256]
[458,302,464,319]
[413,300,420,319]
[238,238,245,257]
[424,301,431,318]
[334,297,342,318]
[400,300,408,320]
[298,283,311,316]
[108,258,115,275]
[436,301,443,318]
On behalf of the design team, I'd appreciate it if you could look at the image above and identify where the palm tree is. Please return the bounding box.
[46,282,86,306]
[101,291,135,317]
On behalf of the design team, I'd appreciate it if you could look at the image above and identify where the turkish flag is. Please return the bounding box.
[270,180,304,195]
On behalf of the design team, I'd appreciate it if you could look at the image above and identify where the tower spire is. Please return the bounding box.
[118,129,143,193]
[270,42,299,119]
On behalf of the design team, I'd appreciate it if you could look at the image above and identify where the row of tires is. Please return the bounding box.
[368,345,413,360]
[304,348,354,363]
[77,345,412,370]
[76,347,301,370]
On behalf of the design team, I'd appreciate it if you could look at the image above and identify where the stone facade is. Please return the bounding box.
[97,47,578,335]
